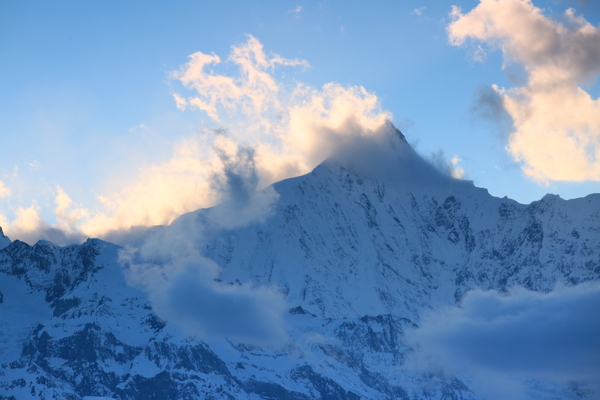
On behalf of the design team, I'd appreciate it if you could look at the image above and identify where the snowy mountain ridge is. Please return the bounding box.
[1,125,599,399]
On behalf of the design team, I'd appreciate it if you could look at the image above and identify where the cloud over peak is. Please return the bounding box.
[0,35,392,245]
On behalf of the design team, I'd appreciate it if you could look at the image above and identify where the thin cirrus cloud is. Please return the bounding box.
[405,282,600,399]
[448,0,600,183]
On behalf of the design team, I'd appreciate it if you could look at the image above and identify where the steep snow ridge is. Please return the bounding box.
[198,151,599,320]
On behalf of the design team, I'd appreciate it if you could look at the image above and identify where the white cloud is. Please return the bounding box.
[172,93,187,111]
[53,186,89,234]
[0,181,10,199]
[448,0,600,182]
[405,283,600,399]
[0,190,88,246]
[0,202,44,243]
[450,155,465,179]
[8,203,41,234]
[472,44,487,62]
[28,160,40,171]
[427,150,466,179]
[412,6,427,16]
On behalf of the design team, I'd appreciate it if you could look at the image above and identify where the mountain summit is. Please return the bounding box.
[0,228,9,251]
[320,121,467,190]
[1,124,599,399]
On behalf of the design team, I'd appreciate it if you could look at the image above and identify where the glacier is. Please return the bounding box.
[0,124,598,400]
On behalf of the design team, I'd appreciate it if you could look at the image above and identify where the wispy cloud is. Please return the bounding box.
[412,6,427,16]
[470,84,515,139]
[28,160,40,171]
[448,0,600,183]
[428,150,466,179]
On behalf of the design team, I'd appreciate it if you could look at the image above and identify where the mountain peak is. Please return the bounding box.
[0,226,10,250]
[319,121,470,193]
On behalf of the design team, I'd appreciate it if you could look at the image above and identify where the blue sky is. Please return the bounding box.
[1,0,599,243]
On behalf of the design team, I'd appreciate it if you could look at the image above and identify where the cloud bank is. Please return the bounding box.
[449,0,600,182]
[405,283,600,399]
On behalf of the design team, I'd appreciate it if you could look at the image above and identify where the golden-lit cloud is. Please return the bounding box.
[0,35,391,243]
[54,187,89,235]
[81,35,389,238]
[0,203,42,239]
[0,188,90,244]
[449,0,600,182]
[171,35,309,121]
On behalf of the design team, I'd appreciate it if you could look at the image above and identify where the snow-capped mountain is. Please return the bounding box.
[1,125,598,400]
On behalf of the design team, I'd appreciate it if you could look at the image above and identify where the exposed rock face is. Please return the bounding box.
[1,128,598,399]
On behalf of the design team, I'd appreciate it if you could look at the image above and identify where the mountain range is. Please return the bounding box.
[1,124,598,400]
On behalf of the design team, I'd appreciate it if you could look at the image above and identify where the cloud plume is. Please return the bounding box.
[405,283,600,399]
[449,0,600,182]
